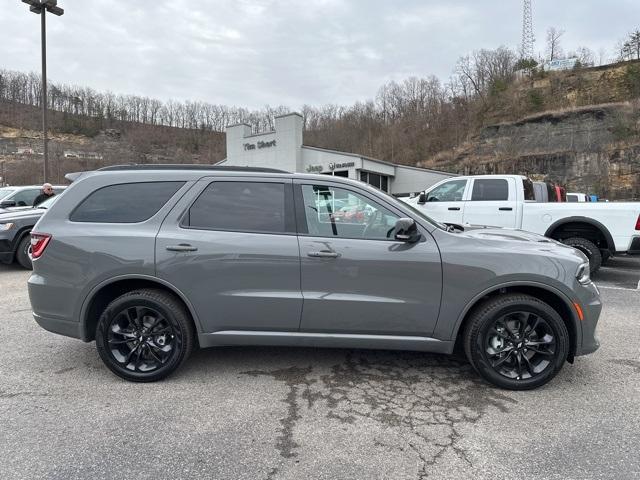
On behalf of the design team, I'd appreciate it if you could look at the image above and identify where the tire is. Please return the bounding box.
[95,289,195,382]
[562,237,602,274]
[463,293,569,390]
[15,235,32,270]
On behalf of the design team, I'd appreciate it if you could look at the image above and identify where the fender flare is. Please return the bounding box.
[11,227,32,254]
[544,216,616,253]
[78,274,204,341]
[450,280,582,353]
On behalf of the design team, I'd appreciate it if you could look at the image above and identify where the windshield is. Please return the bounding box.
[399,200,448,230]
[36,195,58,209]
[0,188,16,200]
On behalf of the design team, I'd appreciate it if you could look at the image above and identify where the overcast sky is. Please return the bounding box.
[2,0,638,109]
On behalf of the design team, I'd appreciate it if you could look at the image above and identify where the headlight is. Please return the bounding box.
[576,262,591,285]
[0,223,15,231]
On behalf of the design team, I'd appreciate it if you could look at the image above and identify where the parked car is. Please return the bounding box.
[29,165,601,390]
[0,185,66,209]
[0,195,58,269]
[410,175,640,272]
[566,192,598,203]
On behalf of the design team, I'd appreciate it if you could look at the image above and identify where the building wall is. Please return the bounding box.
[392,166,455,195]
[223,111,455,194]
[301,147,362,178]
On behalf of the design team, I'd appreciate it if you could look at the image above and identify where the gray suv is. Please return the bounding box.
[28,165,601,389]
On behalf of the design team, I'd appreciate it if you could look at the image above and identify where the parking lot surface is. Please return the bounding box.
[0,258,639,480]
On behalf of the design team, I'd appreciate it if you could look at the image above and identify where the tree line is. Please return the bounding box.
[1,28,639,168]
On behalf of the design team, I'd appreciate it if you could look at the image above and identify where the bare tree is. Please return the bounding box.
[546,27,565,61]
[619,30,640,60]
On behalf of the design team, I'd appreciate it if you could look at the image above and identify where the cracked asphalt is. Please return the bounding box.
[1,258,639,480]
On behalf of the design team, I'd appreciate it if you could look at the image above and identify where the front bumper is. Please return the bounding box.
[574,281,602,356]
[0,239,13,264]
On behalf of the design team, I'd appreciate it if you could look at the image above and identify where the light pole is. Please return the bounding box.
[22,0,64,183]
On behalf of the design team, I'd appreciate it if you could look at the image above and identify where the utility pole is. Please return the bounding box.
[22,0,64,183]
[521,0,534,60]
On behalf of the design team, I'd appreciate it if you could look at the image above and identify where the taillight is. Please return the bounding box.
[636,214,640,231]
[30,232,52,259]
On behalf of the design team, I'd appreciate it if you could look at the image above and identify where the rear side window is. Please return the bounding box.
[70,182,184,223]
[522,179,536,201]
[185,181,292,234]
[471,179,509,201]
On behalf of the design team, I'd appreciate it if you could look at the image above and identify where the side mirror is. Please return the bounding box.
[394,218,422,243]
[417,192,427,204]
[0,200,16,208]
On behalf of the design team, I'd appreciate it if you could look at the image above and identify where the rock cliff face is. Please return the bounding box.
[423,102,640,200]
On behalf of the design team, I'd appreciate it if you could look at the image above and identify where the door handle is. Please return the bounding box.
[447,207,461,211]
[499,207,513,211]
[166,244,198,252]
[307,251,341,258]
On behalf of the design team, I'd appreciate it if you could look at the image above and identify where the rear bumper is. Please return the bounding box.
[28,274,83,340]
[32,312,82,339]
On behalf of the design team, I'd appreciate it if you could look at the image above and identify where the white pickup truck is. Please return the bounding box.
[405,174,640,273]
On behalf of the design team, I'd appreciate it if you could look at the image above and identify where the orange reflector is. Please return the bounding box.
[573,302,584,321]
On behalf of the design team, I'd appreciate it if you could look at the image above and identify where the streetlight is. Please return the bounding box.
[22,0,64,183]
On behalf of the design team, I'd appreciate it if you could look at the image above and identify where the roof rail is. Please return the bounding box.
[97,164,289,174]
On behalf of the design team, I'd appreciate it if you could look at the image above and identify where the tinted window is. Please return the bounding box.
[301,184,399,240]
[187,181,289,234]
[426,180,467,202]
[522,179,536,201]
[0,188,16,200]
[10,189,40,206]
[70,182,184,223]
[471,179,509,201]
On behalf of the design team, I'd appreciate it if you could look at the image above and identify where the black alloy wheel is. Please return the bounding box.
[484,311,556,381]
[96,289,194,382]
[464,294,569,390]
[107,306,178,373]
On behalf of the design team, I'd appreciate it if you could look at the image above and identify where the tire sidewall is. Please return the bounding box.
[470,300,569,390]
[96,294,188,382]
[564,237,602,273]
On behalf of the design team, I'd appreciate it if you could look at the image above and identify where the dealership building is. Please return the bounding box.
[218,112,454,196]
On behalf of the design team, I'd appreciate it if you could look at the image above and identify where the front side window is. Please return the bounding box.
[301,184,398,240]
[186,181,290,234]
[471,179,509,201]
[10,189,40,206]
[70,181,184,223]
[426,180,467,202]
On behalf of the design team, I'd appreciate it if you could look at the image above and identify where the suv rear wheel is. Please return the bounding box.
[463,294,569,390]
[95,289,195,382]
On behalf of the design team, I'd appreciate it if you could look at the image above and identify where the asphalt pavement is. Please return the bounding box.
[0,258,639,480]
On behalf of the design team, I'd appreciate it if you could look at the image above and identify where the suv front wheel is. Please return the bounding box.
[463,294,569,390]
[96,289,195,382]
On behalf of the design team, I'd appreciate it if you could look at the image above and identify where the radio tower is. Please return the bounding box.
[521,0,534,60]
